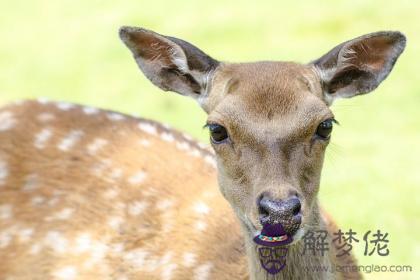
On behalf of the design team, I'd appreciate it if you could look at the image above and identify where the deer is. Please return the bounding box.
[0,27,405,280]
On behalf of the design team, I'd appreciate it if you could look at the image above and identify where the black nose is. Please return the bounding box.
[258,195,302,236]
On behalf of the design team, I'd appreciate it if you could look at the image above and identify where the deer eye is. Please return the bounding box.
[315,119,334,139]
[208,124,229,143]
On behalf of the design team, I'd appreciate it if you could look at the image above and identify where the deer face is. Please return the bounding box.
[204,62,331,238]
[120,27,405,241]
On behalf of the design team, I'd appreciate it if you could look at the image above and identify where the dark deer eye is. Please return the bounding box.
[315,119,334,139]
[208,124,229,143]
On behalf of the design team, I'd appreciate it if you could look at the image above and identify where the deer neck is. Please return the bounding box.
[241,202,335,280]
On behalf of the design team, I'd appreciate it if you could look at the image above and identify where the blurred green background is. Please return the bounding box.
[0,0,418,279]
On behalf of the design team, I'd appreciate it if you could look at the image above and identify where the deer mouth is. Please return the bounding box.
[243,212,305,245]
[253,222,294,247]
[254,227,306,246]
[244,216,306,246]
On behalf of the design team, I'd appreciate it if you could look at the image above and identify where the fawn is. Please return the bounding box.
[0,27,405,280]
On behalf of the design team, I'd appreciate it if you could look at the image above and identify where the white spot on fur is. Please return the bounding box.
[176,141,190,151]
[82,106,99,115]
[162,263,178,280]
[74,233,92,253]
[22,174,39,191]
[58,130,84,151]
[182,252,197,267]
[0,160,9,186]
[52,266,77,280]
[46,208,74,221]
[0,231,11,248]
[34,128,53,149]
[123,249,149,269]
[198,142,209,149]
[87,138,108,155]
[142,188,157,197]
[83,240,109,268]
[107,112,125,121]
[193,262,213,280]
[139,139,151,147]
[37,97,50,104]
[194,221,207,231]
[29,243,42,254]
[194,201,210,215]
[128,171,147,185]
[0,204,12,219]
[128,201,148,216]
[56,102,75,111]
[162,212,175,233]
[162,123,171,129]
[0,111,17,131]
[31,195,45,205]
[110,168,123,180]
[156,251,173,272]
[138,122,157,135]
[18,228,34,243]
[161,132,175,142]
[103,188,119,199]
[45,231,68,253]
[107,216,124,230]
[189,149,201,157]
[122,249,181,274]
[157,199,174,211]
[204,155,217,168]
[91,159,112,177]
[182,133,193,141]
[47,196,60,206]
[110,243,125,255]
[37,112,55,122]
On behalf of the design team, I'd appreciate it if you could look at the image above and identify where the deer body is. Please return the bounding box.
[0,100,246,279]
[0,27,405,279]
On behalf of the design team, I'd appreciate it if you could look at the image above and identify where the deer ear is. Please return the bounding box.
[119,26,219,100]
[312,31,406,104]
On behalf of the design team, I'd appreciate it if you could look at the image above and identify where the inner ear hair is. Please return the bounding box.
[312,31,406,103]
[119,26,219,99]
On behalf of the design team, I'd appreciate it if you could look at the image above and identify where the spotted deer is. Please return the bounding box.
[0,27,405,280]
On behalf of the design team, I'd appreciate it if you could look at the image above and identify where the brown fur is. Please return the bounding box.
[0,100,245,279]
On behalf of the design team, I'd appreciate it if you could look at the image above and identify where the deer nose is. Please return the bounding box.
[258,195,302,236]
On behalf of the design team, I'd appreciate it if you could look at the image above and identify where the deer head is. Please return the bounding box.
[119,27,405,243]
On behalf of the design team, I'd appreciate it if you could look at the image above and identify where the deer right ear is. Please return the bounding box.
[312,31,406,105]
[119,26,219,101]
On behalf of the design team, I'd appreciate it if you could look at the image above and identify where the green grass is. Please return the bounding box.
[1,0,419,278]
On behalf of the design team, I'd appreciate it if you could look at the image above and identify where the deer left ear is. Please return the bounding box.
[312,31,406,104]
[119,26,219,100]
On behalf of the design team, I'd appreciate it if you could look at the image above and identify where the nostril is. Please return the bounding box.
[258,204,269,218]
[257,194,272,222]
[292,205,300,216]
[291,198,301,216]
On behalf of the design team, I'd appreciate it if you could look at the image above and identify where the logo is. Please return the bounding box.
[253,223,292,274]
